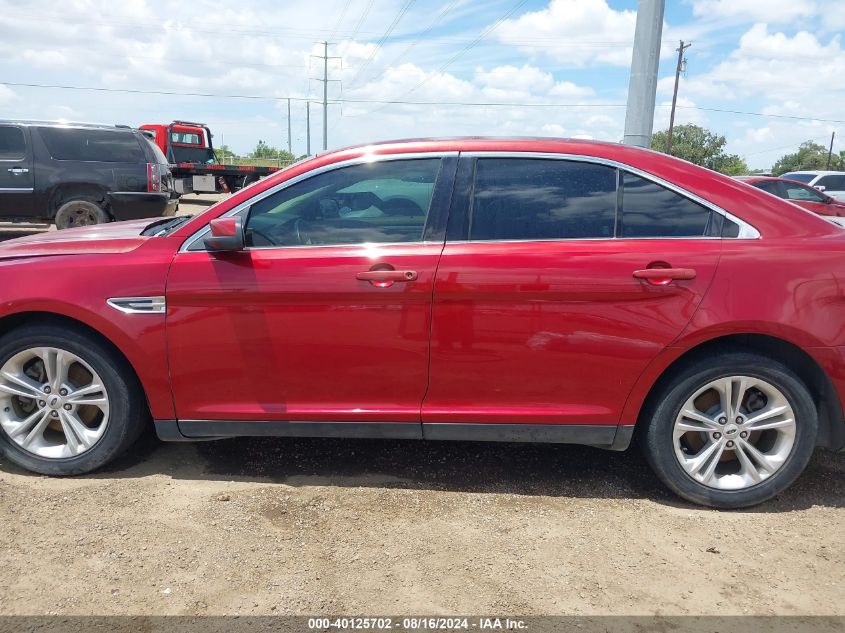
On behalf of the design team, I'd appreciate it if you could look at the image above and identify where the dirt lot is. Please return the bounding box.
[0,193,844,617]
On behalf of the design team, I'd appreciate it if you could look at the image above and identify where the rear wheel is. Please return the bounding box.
[54,199,109,229]
[641,351,817,508]
[0,325,146,475]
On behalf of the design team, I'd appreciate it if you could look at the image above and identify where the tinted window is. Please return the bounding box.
[784,182,826,202]
[38,127,145,163]
[752,180,782,196]
[244,159,441,247]
[142,136,169,165]
[0,126,26,160]
[817,175,845,190]
[620,172,712,238]
[780,172,815,184]
[469,159,616,240]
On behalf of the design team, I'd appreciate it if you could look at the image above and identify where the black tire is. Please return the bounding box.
[54,199,109,230]
[641,351,817,509]
[0,324,147,475]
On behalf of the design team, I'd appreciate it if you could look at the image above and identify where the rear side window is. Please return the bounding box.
[0,126,26,160]
[38,127,145,163]
[619,172,712,238]
[469,158,617,240]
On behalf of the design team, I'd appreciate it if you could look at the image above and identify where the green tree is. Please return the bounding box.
[249,140,294,162]
[771,141,829,175]
[651,124,749,175]
[215,144,237,162]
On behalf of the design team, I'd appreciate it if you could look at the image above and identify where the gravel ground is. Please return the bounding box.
[1,433,843,616]
[1,193,844,617]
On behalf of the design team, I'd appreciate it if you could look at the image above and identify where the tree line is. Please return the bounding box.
[650,124,843,176]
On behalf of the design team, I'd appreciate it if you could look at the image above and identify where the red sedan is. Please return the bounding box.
[736,175,845,217]
[1,137,844,508]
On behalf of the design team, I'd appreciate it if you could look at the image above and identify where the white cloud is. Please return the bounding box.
[494,0,640,67]
[691,0,817,23]
[0,84,18,106]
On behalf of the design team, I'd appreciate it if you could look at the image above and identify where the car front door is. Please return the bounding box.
[166,155,455,434]
[422,156,730,440]
[0,125,34,218]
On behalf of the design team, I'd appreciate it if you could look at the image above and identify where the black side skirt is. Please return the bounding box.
[154,420,635,451]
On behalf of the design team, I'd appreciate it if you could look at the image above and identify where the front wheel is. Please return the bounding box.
[54,199,109,229]
[641,351,818,508]
[0,324,146,475]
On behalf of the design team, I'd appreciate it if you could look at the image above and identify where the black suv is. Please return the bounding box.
[0,120,178,229]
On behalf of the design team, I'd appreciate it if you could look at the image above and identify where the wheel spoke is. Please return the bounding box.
[39,349,57,387]
[53,350,71,391]
[746,417,795,432]
[679,407,720,429]
[20,411,52,448]
[66,382,106,406]
[699,440,727,484]
[717,378,734,419]
[744,405,791,428]
[0,371,43,399]
[732,377,753,416]
[59,410,91,452]
[737,438,778,474]
[734,441,763,484]
[7,408,47,439]
[686,439,725,477]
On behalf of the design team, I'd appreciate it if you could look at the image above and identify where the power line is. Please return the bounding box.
[4,81,844,124]
[338,0,375,56]
[349,0,416,87]
[330,0,353,39]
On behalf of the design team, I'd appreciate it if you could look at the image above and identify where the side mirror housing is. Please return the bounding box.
[204,217,245,252]
[815,185,827,192]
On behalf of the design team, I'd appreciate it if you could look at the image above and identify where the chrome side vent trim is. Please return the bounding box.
[106,296,166,314]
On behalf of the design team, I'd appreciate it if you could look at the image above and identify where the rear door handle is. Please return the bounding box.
[356,270,418,282]
[7,168,29,174]
[633,268,697,282]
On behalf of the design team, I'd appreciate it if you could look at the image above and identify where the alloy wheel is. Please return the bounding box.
[672,375,797,490]
[0,346,110,459]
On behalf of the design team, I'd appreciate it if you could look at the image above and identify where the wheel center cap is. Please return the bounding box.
[725,424,739,436]
[48,396,61,409]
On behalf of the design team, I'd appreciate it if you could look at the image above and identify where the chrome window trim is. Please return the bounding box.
[179,151,459,253]
[460,151,760,240]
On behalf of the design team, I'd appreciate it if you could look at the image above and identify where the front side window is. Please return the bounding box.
[244,158,441,247]
[817,175,845,191]
[469,158,617,240]
[38,127,145,163]
[784,182,826,202]
[0,126,26,160]
[620,172,713,238]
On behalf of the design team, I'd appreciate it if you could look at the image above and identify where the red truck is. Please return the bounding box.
[139,121,283,195]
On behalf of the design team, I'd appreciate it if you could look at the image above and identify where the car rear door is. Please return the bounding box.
[422,155,730,439]
[165,155,456,433]
[0,124,35,218]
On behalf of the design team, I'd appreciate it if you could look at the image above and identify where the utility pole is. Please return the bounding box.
[306,101,311,156]
[287,98,292,155]
[666,40,692,154]
[623,0,665,148]
[826,131,836,170]
[311,41,341,151]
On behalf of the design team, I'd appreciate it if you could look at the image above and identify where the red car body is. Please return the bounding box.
[1,138,845,454]
[737,175,845,217]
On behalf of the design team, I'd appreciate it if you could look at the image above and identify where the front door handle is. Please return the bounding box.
[356,270,418,282]
[633,268,697,284]
[7,168,29,174]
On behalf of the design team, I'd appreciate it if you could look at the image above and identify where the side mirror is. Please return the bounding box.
[204,216,245,252]
[815,185,827,192]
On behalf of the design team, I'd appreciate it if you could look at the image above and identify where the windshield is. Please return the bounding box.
[781,173,816,184]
